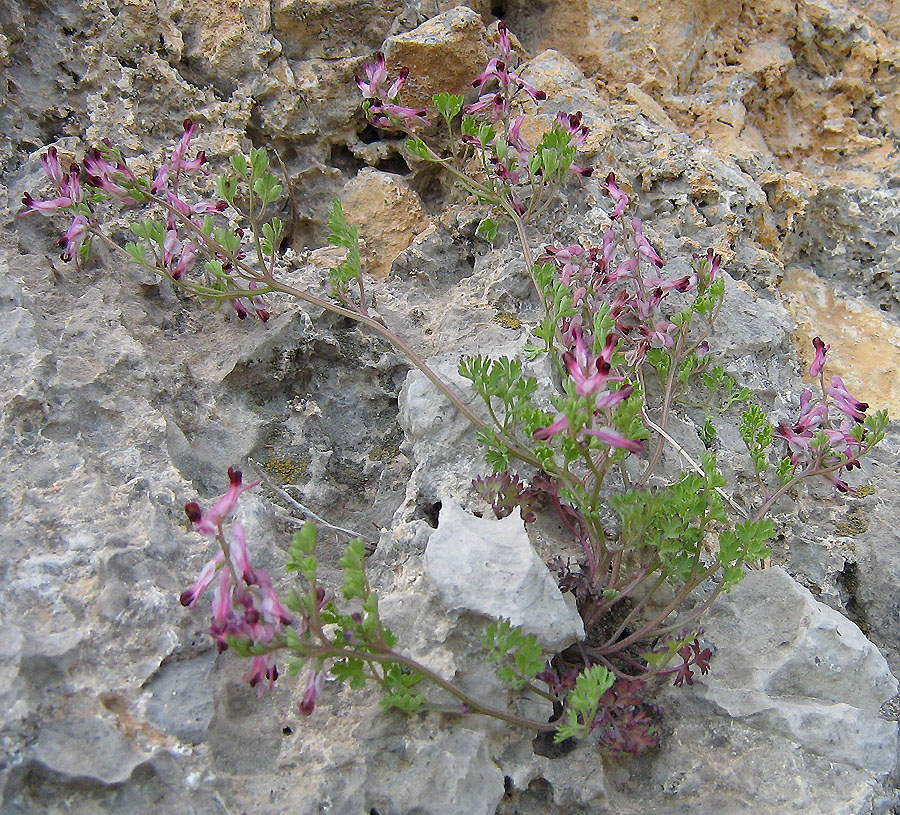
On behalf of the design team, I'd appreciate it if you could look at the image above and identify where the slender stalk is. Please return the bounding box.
[309,643,556,731]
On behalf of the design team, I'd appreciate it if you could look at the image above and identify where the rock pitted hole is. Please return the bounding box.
[423,500,441,528]
[374,153,411,176]
[837,560,868,633]
[491,3,505,19]
[359,123,405,145]
[330,143,364,176]
[533,729,576,759]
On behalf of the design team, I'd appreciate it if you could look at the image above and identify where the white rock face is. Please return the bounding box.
[424,498,585,652]
[694,567,899,775]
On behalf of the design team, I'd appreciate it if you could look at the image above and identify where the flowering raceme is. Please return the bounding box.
[775,338,872,493]
[182,468,291,693]
[356,51,430,129]
[18,121,272,322]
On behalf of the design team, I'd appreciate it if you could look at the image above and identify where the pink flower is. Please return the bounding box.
[57,215,90,262]
[533,414,570,441]
[184,466,260,537]
[20,191,73,215]
[170,118,197,174]
[776,422,812,461]
[150,163,170,195]
[631,217,664,268]
[299,671,326,716]
[182,468,292,693]
[497,20,512,60]
[508,115,529,154]
[691,248,721,289]
[564,327,623,396]
[810,337,829,378]
[355,52,389,99]
[244,654,279,694]
[180,550,225,608]
[827,376,868,422]
[582,425,643,453]
[163,229,179,271]
[793,389,827,433]
[41,146,66,187]
[555,111,589,147]
[603,173,629,219]
[173,241,197,279]
[357,53,430,129]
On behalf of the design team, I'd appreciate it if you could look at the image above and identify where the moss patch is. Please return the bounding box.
[494,311,522,330]
[261,457,307,484]
[835,514,868,536]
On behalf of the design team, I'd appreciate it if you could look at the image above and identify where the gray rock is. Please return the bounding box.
[363,726,505,815]
[691,566,898,776]
[143,653,216,745]
[425,498,585,652]
[32,717,145,785]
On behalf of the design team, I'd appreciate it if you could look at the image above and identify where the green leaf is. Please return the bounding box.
[261,218,284,256]
[215,174,238,204]
[477,218,499,243]
[433,92,464,121]
[405,138,431,160]
[229,153,249,177]
[483,620,546,690]
[331,657,367,689]
[338,537,368,601]
[381,664,426,713]
[326,198,363,296]
[213,226,242,256]
[125,242,147,265]
[554,665,614,742]
[249,146,269,179]
[253,172,283,205]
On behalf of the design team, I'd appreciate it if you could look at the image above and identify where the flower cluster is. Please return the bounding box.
[356,51,430,129]
[532,180,721,448]
[20,146,90,265]
[181,468,291,692]
[19,123,272,322]
[541,178,711,371]
[466,22,546,119]
[776,338,870,492]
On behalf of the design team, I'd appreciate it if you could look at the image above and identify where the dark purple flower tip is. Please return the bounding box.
[299,690,316,716]
[184,502,203,523]
[534,90,547,100]
[179,588,196,607]
[227,466,243,486]
[183,118,193,131]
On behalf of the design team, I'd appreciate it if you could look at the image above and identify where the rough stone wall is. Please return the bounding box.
[2,1,900,813]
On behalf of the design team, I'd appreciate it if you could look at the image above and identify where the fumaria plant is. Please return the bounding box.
[19,22,888,753]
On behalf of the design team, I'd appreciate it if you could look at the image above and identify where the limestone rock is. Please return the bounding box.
[342,167,432,278]
[32,717,145,785]
[425,498,585,652]
[696,567,898,773]
[384,5,492,110]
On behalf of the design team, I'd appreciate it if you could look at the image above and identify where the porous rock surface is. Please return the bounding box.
[2,2,900,814]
